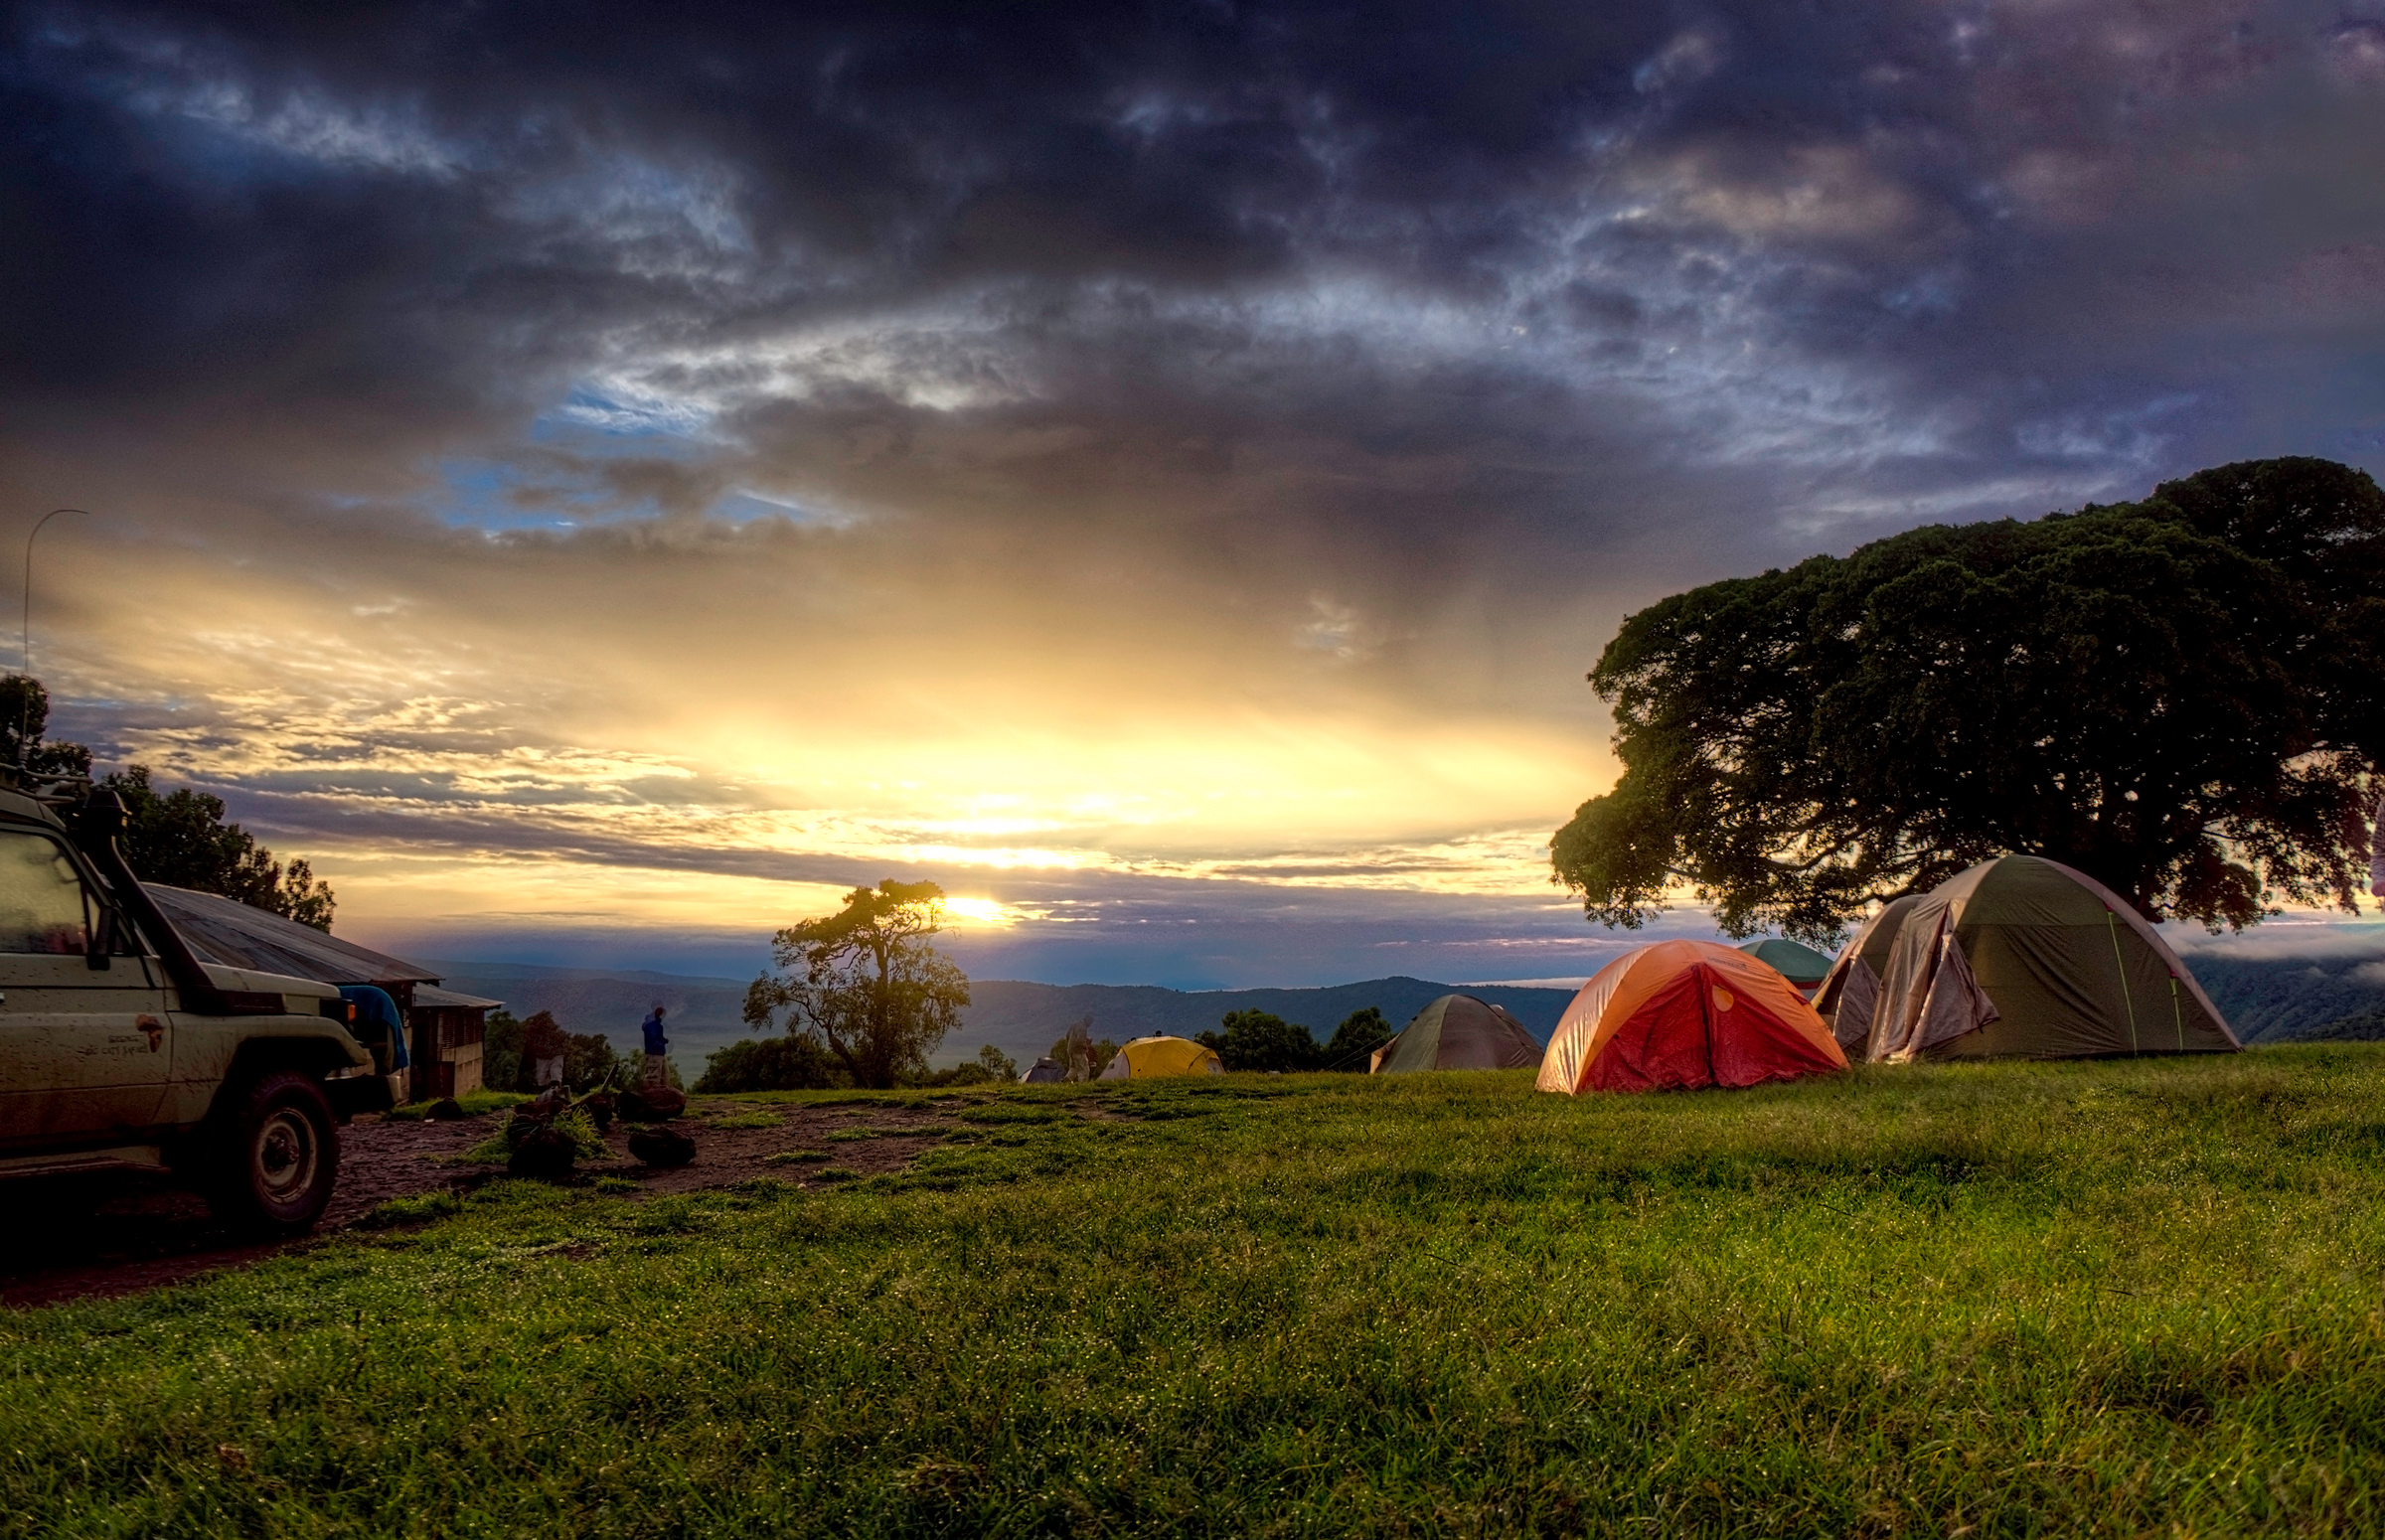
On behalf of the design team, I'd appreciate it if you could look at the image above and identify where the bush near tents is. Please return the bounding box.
[697,1032,841,1093]
[1197,1010,1323,1072]
[1193,1006,1399,1071]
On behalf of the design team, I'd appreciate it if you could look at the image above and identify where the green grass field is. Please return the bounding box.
[10,1048,2385,1536]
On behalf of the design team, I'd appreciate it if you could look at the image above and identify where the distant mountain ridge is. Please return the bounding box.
[2181,954,2385,1043]
[418,953,2385,1073]
[958,976,1579,1063]
[421,962,1578,1070]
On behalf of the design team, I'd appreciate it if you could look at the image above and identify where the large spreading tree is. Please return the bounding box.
[101,766,338,931]
[742,878,973,1089]
[1552,457,2385,942]
[2,676,337,930]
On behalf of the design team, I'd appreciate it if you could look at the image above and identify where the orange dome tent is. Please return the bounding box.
[1537,940,1847,1095]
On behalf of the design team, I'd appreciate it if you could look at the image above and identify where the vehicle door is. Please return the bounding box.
[0,825,171,1149]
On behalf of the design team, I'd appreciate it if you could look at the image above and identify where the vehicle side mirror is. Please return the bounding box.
[86,907,116,971]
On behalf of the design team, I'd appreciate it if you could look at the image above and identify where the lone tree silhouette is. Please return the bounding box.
[743,879,972,1089]
[1553,457,2385,943]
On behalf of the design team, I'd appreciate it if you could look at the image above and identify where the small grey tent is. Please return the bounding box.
[1865,855,2237,1061]
[1370,994,1542,1073]
[1811,895,1923,1052]
[1020,1056,1065,1084]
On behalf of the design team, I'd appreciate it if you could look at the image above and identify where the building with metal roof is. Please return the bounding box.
[143,885,500,1099]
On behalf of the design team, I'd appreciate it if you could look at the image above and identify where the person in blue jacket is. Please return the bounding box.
[340,984,409,1075]
[640,1003,669,1088]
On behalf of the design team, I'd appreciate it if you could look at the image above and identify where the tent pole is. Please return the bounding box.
[2105,910,2139,1055]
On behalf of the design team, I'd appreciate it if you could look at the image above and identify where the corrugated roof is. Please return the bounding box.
[414,985,502,1010]
[143,884,441,987]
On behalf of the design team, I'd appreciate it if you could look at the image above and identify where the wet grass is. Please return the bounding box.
[9,1047,2385,1535]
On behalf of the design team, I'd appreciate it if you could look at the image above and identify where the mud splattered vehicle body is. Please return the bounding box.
[0,782,393,1233]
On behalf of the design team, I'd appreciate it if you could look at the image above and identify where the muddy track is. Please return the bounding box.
[0,1100,961,1309]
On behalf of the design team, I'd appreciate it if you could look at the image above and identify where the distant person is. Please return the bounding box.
[641,1002,670,1090]
[521,1008,568,1090]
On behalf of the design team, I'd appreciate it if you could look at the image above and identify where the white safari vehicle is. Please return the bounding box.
[0,781,394,1233]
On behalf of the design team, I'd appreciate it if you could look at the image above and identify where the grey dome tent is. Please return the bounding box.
[1020,1056,1064,1084]
[1370,995,1542,1073]
[1866,855,2238,1062]
[1811,895,1924,1051]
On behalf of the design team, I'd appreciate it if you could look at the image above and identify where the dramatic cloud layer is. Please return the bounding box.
[3,1,2381,984]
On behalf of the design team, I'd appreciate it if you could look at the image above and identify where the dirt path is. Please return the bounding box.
[0,1100,958,1309]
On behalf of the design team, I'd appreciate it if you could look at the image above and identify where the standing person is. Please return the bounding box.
[641,1002,670,1090]
[522,1009,568,1090]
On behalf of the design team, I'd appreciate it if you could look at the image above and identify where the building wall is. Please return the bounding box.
[407,1016,440,1103]
[444,1038,484,1097]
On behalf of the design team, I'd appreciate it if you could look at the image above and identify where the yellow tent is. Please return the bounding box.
[1097,1035,1225,1079]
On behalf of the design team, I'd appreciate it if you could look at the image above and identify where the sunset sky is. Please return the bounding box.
[5,2,2383,987]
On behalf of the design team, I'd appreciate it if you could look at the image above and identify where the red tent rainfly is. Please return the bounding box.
[1538,940,1847,1095]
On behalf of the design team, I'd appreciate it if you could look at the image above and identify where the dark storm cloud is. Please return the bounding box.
[13,0,2379,549]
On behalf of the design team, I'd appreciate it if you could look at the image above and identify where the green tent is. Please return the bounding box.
[1866,855,2237,1061]
[1811,895,1924,1051]
[1370,995,1542,1073]
[1736,938,1833,988]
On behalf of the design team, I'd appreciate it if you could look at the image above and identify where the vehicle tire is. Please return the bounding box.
[204,1070,340,1235]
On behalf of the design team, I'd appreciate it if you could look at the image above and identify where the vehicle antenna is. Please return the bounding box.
[20,509,90,765]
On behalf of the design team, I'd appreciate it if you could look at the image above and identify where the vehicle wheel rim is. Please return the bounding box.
[254,1109,318,1202]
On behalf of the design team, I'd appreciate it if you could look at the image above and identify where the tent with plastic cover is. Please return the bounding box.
[1537,940,1846,1095]
[1096,1035,1225,1079]
[1736,938,1834,996]
[1865,855,2238,1062]
[1811,895,1924,1052]
[1369,994,1542,1073]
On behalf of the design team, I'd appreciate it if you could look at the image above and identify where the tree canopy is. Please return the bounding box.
[102,765,338,931]
[0,675,91,776]
[0,677,338,931]
[1553,457,2385,942]
[1322,1006,1394,1068]
[1196,1009,1323,1072]
[742,878,972,1089]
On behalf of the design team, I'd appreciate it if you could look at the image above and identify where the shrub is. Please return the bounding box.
[1196,1009,1326,1072]
[1321,1006,1393,1069]
[697,1031,841,1093]
[483,1010,622,1092]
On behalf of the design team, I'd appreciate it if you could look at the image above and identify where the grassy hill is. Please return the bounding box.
[12,1048,2385,1533]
